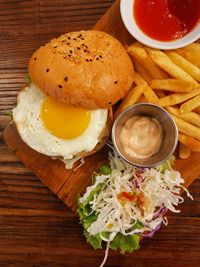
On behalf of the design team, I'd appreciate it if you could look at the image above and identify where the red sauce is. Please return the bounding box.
[134,0,200,41]
[117,191,145,209]
[118,192,136,202]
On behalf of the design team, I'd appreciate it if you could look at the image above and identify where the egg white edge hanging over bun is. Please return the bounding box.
[13,84,110,160]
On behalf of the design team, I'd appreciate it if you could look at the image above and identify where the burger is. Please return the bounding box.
[12,30,134,165]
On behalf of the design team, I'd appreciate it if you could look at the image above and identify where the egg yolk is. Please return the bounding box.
[41,97,91,139]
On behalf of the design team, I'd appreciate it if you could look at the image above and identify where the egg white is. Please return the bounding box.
[13,84,108,159]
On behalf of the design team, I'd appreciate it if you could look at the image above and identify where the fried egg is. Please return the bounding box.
[13,84,108,159]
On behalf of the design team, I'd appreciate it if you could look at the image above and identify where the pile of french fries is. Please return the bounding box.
[115,42,200,159]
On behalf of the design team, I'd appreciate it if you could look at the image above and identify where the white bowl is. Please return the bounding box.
[120,0,200,50]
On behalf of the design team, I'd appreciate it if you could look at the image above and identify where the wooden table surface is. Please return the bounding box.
[0,1,199,266]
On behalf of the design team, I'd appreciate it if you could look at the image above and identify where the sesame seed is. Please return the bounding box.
[99,55,103,58]
[58,85,63,88]
[67,37,71,40]
[34,57,37,60]
[64,76,68,81]
[46,68,49,72]
[114,81,118,84]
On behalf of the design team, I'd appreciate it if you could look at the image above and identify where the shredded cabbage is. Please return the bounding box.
[77,150,192,266]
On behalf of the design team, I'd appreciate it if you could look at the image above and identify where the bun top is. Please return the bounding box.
[28,30,134,109]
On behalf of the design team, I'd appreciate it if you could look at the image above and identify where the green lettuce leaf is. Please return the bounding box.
[83,212,97,229]
[133,221,143,230]
[99,165,112,175]
[156,155,176,173]
[110,233,140,254]
[24,74,31,84]
[77,170,141,254]
[77,182,105,237]
[84,230,102,249]
[7,110,13,118]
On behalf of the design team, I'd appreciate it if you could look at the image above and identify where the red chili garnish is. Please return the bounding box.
[118,191,145,211]
[118,192,136,202]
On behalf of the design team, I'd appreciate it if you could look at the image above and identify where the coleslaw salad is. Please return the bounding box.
[77,150,192,266]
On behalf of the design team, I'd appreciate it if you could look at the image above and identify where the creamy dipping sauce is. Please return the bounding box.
[120,116,163,160]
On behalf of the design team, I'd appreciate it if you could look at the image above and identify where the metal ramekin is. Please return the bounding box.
[112,103,178,168]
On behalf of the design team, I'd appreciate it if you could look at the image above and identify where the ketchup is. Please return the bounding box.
[134,0,200,42]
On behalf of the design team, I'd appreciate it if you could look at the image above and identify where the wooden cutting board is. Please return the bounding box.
[3,0,200,211]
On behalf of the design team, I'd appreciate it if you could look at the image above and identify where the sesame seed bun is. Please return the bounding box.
[28,30,134,109]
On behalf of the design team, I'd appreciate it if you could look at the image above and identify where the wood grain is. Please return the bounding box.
[3,0,200,211]
[0,0,200,266]
[3,122,108,211]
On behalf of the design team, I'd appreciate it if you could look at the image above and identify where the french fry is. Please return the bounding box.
[114,84,145,118]
[146,48,199,85]
[150,79,194,93]
[183,43,200,55]
[167,107,200,128]
[133,72,146,85]
[133,72,159,103]
[127,44,168,79]
[133,59,152,84]
[132,41,144,48]
[179,142,191,159]
[154,90,166,98]
[133,62,165,97]
[175,48,200,68]
[137,94,148,103]
[179,133,200,152]
[180,94,200,113]
[194,106,200,115]
[166,51,200,82]
[144,85,159,103]
[158,87,200,107]
[172,115,200,142]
